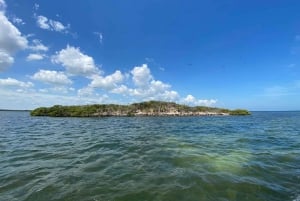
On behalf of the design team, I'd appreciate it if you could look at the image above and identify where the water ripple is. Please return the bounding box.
[0,111,300,201]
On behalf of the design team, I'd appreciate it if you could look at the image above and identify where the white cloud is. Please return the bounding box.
[29,39,48,52]
[162,90,179,101]
[33,3,39,11]
[111,85,129,94]
[197,99,217,106]
[26,53,45,61]
[131,64,153,88]
[12,16,25,25]
[0,50,14,71]
[78,87,94,97]
[183,94,217,106]
[52,45,99,76]
[49,20,68,32]
[149,80,170,93]
[0,13,28,53]
[0,6,28,71]
[0,88,110,110]
[36,15,69,33]
[31,70,72,85]
[107,64,180,102]
[50,86,74,94]
[145,57,154,62]
[184,94,196,103]
[90,70,124,90]
[94,32,103,44]
[36,15,50,29]
[126,64,180,102]
[0,77,33,88]
[0,0,6,11]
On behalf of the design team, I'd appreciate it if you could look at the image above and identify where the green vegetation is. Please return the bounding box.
[30,101,250,117]
[229,109,251,115]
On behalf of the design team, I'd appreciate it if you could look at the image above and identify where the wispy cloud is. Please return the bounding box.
[0,77,33,88]
[263,81,300,97]
[33,3,39,11]
[94,32,103,44]
[29,39,48,52]
[26,53,45,61]
[36,15,70,33]
[12,16,25,25]
[288,63,296,68]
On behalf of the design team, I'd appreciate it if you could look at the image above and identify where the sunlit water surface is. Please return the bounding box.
[0,111,300,201]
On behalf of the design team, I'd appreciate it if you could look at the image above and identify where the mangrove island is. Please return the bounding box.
[30,101,250,117]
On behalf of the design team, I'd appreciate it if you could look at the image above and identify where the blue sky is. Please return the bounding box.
[1,0,300,110]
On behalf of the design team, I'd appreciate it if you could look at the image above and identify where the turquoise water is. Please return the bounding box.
[0,111,299,201]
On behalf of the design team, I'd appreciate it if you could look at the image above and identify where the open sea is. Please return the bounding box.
[0,111,299,201]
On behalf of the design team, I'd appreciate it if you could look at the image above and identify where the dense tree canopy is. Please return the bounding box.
[30,101,250,117]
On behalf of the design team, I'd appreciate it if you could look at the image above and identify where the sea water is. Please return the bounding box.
[0,111,299,201]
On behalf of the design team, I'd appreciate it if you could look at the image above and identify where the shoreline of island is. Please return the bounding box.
[30,101,250,117]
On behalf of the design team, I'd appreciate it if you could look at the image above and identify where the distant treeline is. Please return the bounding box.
[30,101,250,117]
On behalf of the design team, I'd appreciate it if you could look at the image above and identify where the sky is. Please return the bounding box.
[1,0,300,110]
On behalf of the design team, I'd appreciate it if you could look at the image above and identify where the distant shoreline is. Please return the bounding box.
[30,101,251,117]
[0,109,30,112]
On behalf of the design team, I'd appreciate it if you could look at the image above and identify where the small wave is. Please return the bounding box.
[293,195,300,201]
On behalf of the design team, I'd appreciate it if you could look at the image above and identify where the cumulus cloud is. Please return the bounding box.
[111,84,129,94]
[99,64,214,105]
[131,64,153,88]
[183,94,217,106]
[29,39,48,52]
[52,45,99,76]
[0,13,28,54]
[0,77,33,88]
[162,90,179,101]
[88,64,210,104]
[89,70,124,90]
[0,6,28,71]
[50,86,74,94]
[26,53,45,61]
[36,15,69,33]
[78,87,94,97]
[36,15,49,29]
[106,64,180,102]
[0,50,14,71]
[26,39,48,61]
[31,70,72,85]
[126,64,179,101]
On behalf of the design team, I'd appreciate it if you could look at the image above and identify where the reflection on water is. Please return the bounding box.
[0,111,300,201]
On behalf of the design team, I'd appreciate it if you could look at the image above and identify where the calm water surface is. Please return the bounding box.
[0,111,299,201]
